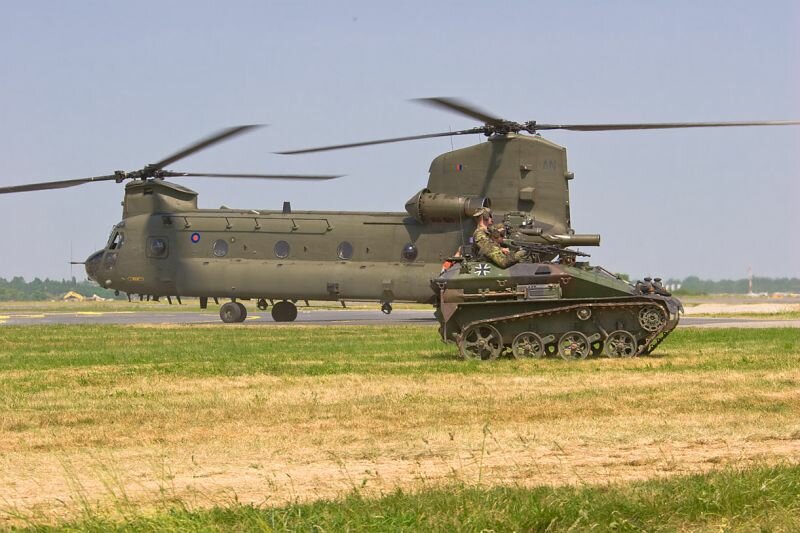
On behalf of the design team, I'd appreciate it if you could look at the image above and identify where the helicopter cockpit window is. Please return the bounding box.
[401,243,418,262]
[103,252,118,270]
[109,232,124,250]
[212,239,229,257]
[274,240,290,259]
[147,237,168,258]
[337,241,353,260]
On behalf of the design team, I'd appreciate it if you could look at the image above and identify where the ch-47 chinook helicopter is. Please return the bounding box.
[1,98,798,324]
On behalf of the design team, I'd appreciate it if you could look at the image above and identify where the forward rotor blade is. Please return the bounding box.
[0,174,118,194]
[414,97,506,127]
[150,124,264,170]
[276,128,485,155]
[161,171,342,180]
[533,120,800,132]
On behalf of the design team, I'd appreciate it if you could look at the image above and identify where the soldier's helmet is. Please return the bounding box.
[473,207,493,221]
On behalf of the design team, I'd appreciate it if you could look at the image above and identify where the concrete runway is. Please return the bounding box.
[1,309,798,328]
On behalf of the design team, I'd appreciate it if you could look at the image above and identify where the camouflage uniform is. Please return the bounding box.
[473,225,525,268]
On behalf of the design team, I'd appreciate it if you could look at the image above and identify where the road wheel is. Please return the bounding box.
[511,332,545,358]
[604,330,637,358]
[459,324,502,360]
[557,331,590,361]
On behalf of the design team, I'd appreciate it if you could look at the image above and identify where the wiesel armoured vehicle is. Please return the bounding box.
[432,235,682,360]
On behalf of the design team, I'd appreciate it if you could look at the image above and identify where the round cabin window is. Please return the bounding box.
[147,237,168,258]
[401,243,418,262]
[274,240,290,259]
[212,239,228,257]
[337,241,353,260]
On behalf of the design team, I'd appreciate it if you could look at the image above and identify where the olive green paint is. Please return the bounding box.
[88,134,582,308]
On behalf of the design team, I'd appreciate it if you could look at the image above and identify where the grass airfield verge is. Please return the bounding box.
[0,325,798,529]
[25,465,800,531]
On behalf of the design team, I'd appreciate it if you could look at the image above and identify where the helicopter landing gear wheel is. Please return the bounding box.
[381,302,392,315]
[459,324,502,361]
[511,332,545,359]
[639,305,667,332]
[220,301,246,323]
[604,330,637,358]
[557,331,590,361]
[271,300,298,322]
[235,302,247,321]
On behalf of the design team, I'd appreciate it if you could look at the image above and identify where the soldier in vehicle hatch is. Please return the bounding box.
[472,208,526,268]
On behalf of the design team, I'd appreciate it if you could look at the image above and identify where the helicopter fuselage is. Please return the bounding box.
[84,133,584,318]
[87,191,470,304]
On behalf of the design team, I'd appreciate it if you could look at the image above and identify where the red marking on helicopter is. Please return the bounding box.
[191,232,201,243]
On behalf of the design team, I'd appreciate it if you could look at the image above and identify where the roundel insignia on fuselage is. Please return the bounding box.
[190,232,201,243]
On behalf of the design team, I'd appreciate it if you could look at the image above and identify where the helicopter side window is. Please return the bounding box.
[401,243,418,262]
[337,241,353,260]
[147,237,169,258]
[274,240,290,259]
[108,232,124,250]
[212,239,229,257]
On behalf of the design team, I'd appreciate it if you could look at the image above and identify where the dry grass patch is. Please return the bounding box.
[0,325,798,522]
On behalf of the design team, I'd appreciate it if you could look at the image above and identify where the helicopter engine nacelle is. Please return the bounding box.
[404,188,490,224]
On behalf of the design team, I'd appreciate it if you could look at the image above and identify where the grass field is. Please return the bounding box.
[1,324,798,529]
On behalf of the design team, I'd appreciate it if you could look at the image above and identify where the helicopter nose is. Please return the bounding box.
[84,250,104,282]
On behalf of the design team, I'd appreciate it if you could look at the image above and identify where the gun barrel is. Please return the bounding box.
[544,234,601,246]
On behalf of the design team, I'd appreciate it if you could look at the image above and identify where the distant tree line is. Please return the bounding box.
[0,277,119,301]
[666,276,800,295]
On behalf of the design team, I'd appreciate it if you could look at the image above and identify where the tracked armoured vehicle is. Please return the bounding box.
[432,248,682,360]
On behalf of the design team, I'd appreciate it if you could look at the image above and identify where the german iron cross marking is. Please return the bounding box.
[474,263,491,276]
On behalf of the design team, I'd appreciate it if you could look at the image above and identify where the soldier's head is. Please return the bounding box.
[473,207,493,227]
[489,224,506,242]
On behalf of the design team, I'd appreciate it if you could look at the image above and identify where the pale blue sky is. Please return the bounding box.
[1,1,798,281]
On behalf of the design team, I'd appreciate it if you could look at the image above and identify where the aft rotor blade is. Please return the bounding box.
[0,174,118,194]
[533,120,800,132]
[150,124,264,170]
[276,128,485,155]
[414,97,506,127]
[162,171,342,180]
